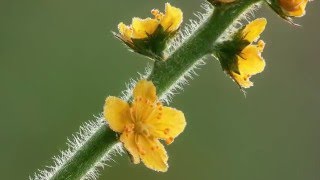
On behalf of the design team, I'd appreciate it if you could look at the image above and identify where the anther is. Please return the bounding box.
[138,147,146,155]
[166,137,174,145]
[151,9,160,16]
[163,128,170,135]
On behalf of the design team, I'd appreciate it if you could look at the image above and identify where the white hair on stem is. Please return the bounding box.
[30,116,124,180]
[216,2,262,43]
[165,2,214,57]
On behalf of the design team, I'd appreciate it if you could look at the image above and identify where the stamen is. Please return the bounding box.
[166,137,174,145]
[163,128,170,135]
[143,101,161,123]
[257,40,265,52]
[151,145,159,151]
[151,9,163,20]
[138,147,146,155]
[151,9,160,16]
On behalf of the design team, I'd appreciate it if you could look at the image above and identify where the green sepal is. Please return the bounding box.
[115,25,179,61]
[214,34,250,75]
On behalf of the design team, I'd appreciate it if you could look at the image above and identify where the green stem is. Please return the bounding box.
[47,0,261,179]
[51,126,118,180]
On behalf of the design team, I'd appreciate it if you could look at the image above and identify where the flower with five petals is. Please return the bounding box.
[104,80,186,172]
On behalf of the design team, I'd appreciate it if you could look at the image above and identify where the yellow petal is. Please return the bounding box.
[136,135,168,172]
[149,107,186,143]
[230,72,254,88]
[242,18,267,43]
[238,44,265,75]
[133,80,157,102]
[232,43,266,88]
[131,18,159,39]
[104,96,131,133]
[120,131,140,164]
[287,0,308,17]
[286,8,304,17]
[118,22,133,41]
[160,3,183,32]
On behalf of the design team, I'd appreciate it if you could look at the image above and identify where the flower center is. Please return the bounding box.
[129,96,163,137]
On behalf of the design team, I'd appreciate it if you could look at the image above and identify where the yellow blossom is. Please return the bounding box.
[104,80,186,172]
[118,3,183,42]
[220,18,267,88]
[278,0,309,17]
[231,18,267,88]
[230,40,266,88]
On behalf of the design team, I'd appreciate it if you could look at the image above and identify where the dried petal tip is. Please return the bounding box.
[104,80,186,172]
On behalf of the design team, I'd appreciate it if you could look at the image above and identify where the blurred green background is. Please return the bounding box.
[1,0,319,179]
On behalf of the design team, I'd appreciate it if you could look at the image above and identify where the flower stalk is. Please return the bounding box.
[32,0,264,179]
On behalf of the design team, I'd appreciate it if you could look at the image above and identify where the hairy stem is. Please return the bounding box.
[51,127,118,180]
[45,0,261,179]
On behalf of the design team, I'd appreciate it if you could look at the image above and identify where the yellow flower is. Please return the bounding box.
[230,18,267,88]
[217,18,267,88]
[278,0,309,17]
[230,40,266,88]
[118,3,183,42]
[104,80,186,172]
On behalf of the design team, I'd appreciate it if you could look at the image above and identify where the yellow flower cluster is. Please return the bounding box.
[118,3,182,42]
[104,80,186,172]
[278,0,309,17]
